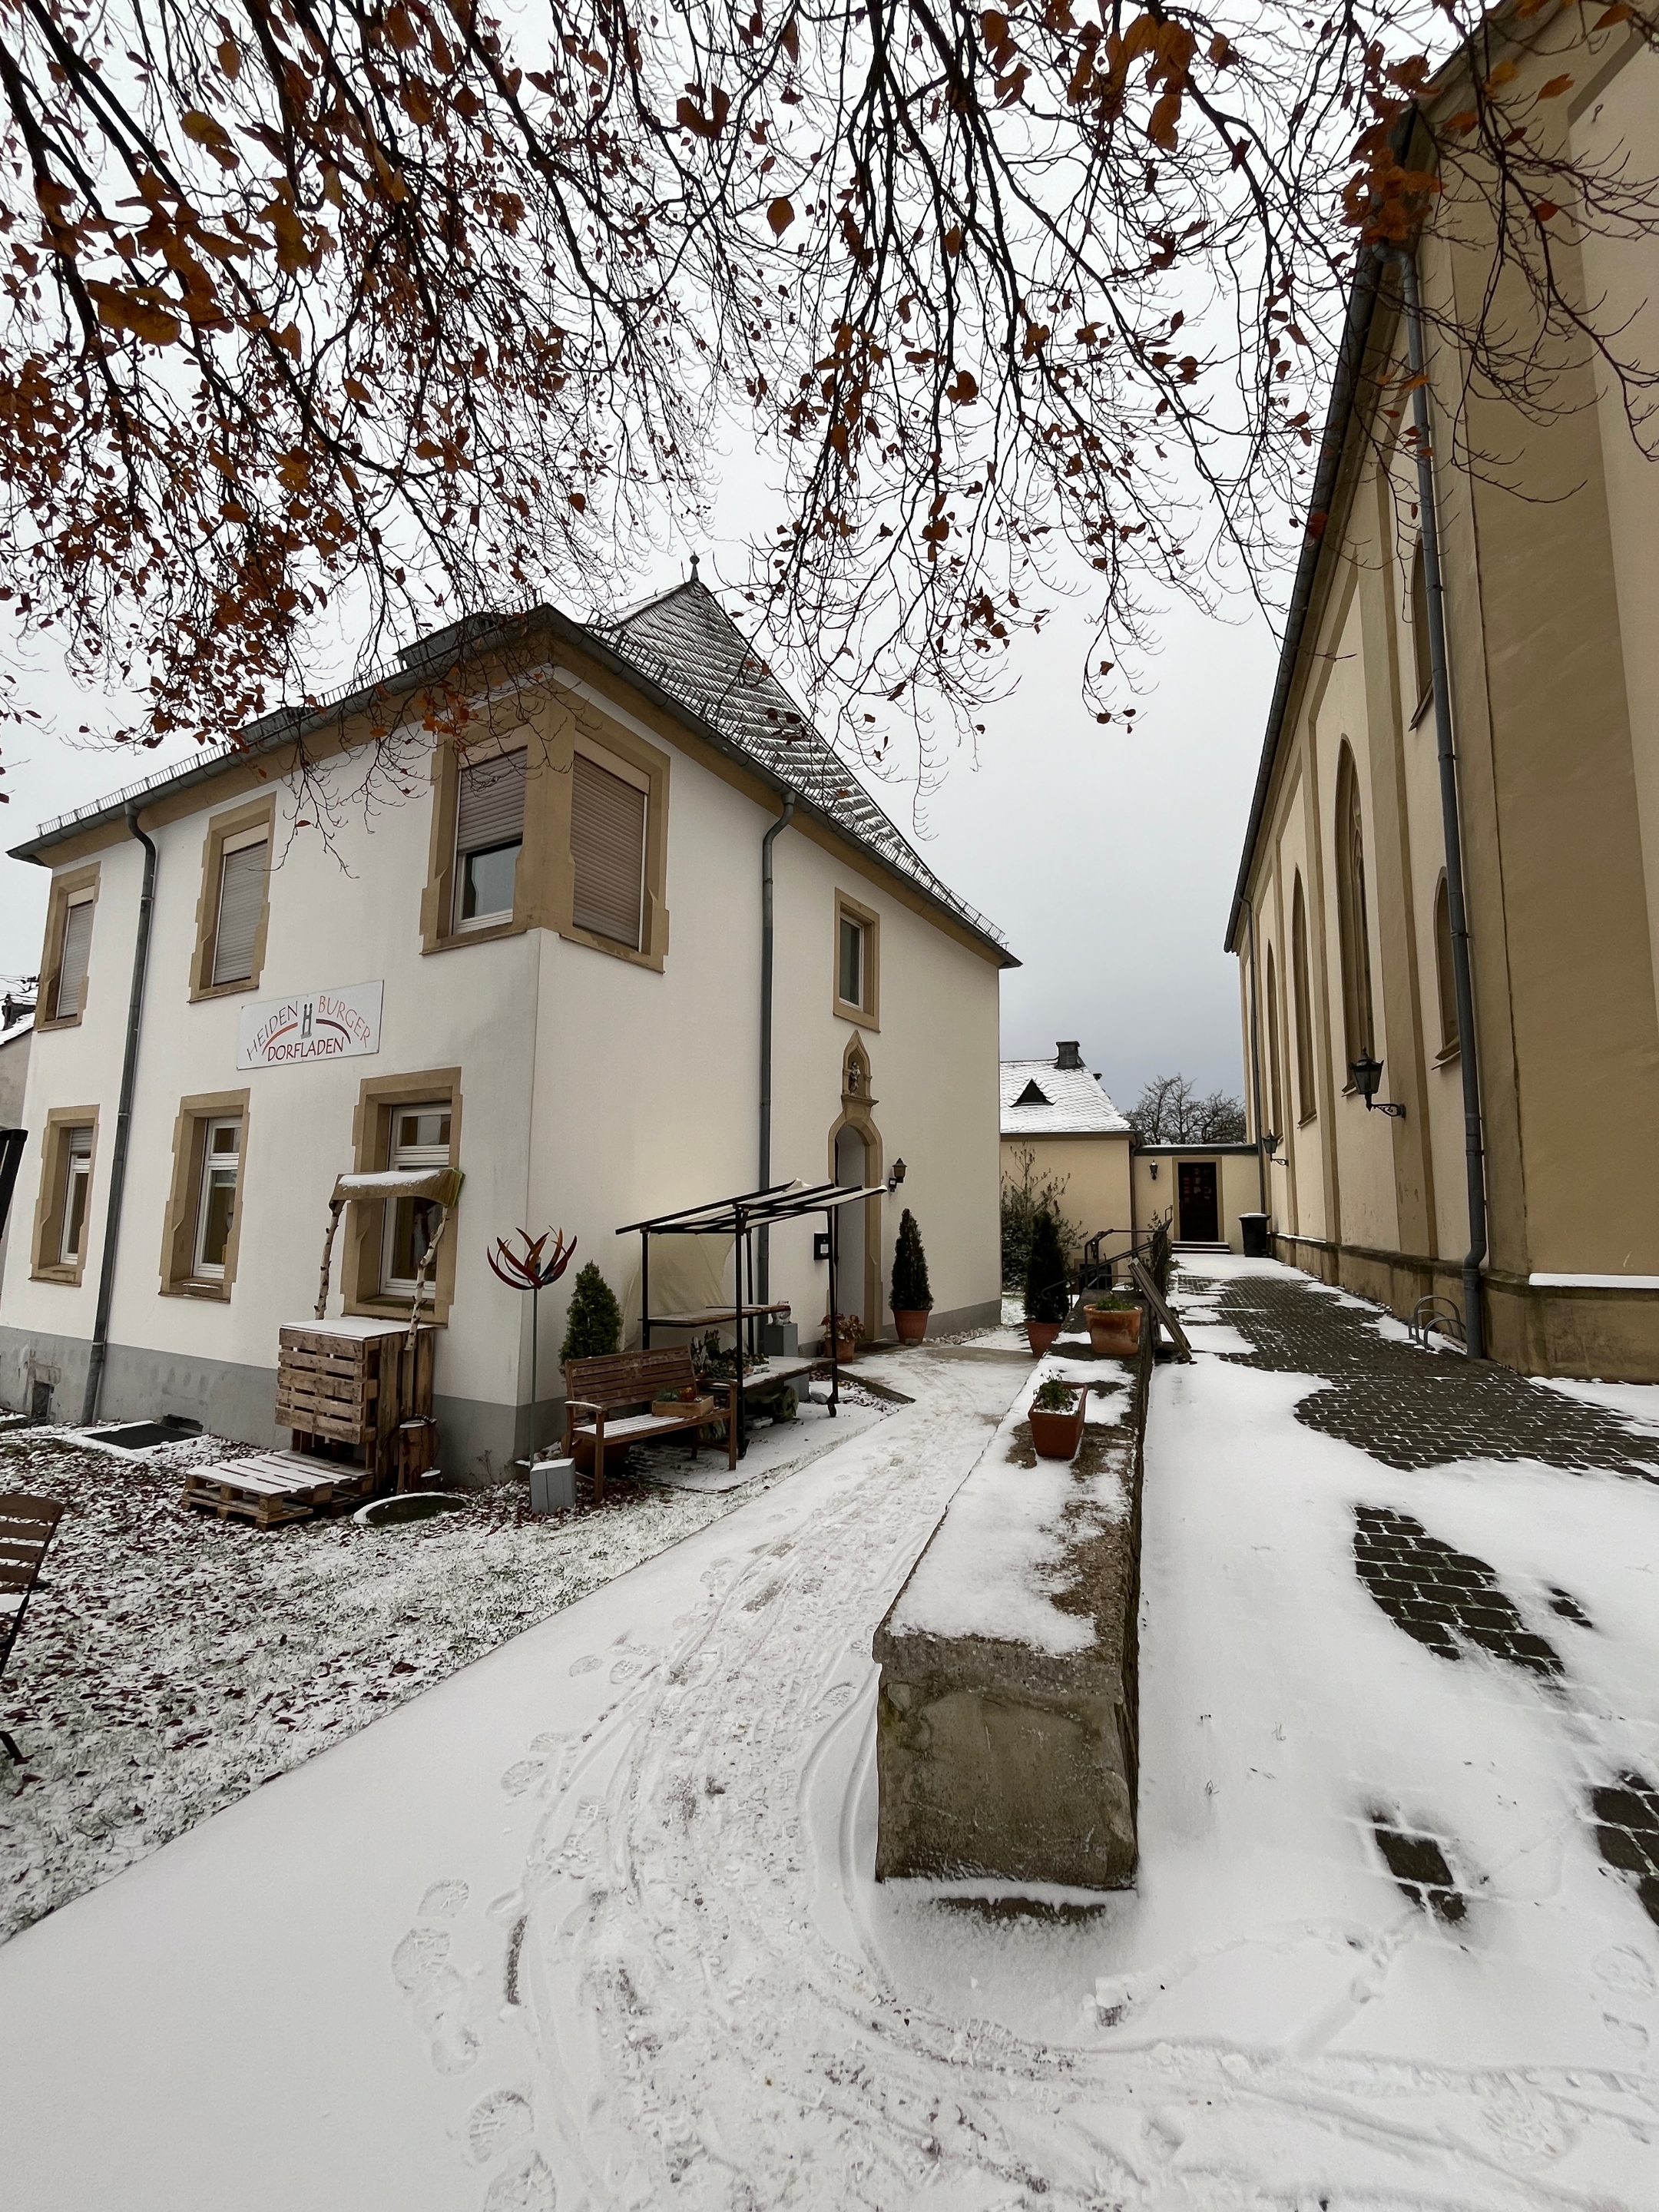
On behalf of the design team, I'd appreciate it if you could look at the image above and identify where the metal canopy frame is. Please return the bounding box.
[617,1176,889,1437]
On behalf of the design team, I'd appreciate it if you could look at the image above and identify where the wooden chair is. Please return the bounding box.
[1,1492,65,1763]
[561,1347,738,1502]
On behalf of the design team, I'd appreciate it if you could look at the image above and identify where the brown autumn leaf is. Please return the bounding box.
[180,109,238,169]
[1534,200,1560,222]
[1482,61,1518,94]
[85,282,181,346]
[946,368,979,403]
[1536,75,1574,99]
[1147,92,1183,151]
[780,14,800,61]
[767,196,796,236]
[402,79,436,127]
[216,38,240,78]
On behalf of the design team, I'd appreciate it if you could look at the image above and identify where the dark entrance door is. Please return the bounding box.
[1178,1161,1220,1243]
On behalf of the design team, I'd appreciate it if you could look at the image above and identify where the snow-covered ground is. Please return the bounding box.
[0,1386,894,1941]
[2,1295,1657,2208]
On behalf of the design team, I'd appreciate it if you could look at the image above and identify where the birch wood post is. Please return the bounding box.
[315,1199,346,1321]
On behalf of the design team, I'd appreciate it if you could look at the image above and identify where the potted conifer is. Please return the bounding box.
[1023,1209,1070,1356]
[1028,1376,1087,1461]
[889,1208,933,1343]
[560,1263,623,1474]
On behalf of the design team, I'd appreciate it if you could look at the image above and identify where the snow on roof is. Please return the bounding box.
[1000,1056,1130,1137]
[594,580,1005,952]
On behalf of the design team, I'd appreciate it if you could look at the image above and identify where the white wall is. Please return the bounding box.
[2,698,1004,1461]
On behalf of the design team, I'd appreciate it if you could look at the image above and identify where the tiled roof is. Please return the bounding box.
[1000,1057,1130,1136]
[594,581,1005,950]
[15,581,1011,961]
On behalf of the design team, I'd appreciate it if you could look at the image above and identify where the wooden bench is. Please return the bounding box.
[562,1347,737,1502]
[1,1492,65,1763]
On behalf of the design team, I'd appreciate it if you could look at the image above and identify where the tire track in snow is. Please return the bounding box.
[410,1358,1659,2210]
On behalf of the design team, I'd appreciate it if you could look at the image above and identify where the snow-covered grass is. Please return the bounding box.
[5,1309,1658,2208]
[0,1395,890,1942]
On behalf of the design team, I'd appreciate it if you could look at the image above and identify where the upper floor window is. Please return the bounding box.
[55,898,94,1022]
[1292,871,1316,1123]
[1265,943,1284,1141]
[382,1104,452,1296]
[211,832,269,987]
[1409,542,1432,717]
[571,750,647,949]
[1433,872,1459,1056]
[1334,742,1376,1078]
[192,799,274,1000]
[833,892,880,1025]
[454,750,527,930]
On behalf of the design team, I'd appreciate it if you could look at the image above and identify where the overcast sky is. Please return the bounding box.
[0,505,1279,1114]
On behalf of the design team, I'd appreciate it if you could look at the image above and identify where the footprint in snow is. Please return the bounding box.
[466,2088,534,2164]
[420,1878,469,1919]
[568,1654,603,1675]
[1595,1944,1657,1998]
[393,1904,482,2078]
[482,2147,556,2210]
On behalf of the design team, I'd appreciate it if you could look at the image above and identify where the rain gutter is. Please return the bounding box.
[82,806,157,1424]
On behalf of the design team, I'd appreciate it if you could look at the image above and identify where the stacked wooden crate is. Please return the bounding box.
[276,1319,435,1492]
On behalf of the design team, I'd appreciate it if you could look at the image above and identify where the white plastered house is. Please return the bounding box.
[2,581,1013,1478]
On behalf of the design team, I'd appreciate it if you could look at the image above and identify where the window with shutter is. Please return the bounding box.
[212,837,267,985]
[55,899,94,1021]
[571,752,646,949]
[454,751,527,927]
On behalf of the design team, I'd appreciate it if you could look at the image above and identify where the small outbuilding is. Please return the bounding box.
[999,1043,1132,1254]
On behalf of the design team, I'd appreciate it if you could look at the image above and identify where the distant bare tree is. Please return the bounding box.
[1129,1074,1246,1144]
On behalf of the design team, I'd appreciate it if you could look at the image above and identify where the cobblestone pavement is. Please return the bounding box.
[1182,1260,1659,1936]
[1194,1265,1659,1480]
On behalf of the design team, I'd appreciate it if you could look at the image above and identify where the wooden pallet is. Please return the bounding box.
[183,1452,379,1531]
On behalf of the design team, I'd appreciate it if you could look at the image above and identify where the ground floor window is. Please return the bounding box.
[30,1111,99,1286]
[381,1105,453,1296]
[159,1093,250,1299]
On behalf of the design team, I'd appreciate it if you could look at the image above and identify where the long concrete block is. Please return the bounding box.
[872,1328,1150,1889]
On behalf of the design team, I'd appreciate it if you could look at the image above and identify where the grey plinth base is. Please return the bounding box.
[872,1330,1151,1889]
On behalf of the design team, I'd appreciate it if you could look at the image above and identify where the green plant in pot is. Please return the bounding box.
[1085,1282,1142,1356]
[1022,1210,1070,1356]
[559,1262,622,1362]
[889,1209,933,1343]
[1028,1374,1084,1461]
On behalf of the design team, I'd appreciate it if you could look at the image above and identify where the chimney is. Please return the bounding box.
[1055,1040,1082,1070]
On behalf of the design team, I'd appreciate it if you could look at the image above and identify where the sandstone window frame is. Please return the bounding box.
[340,1067,463,1326]
[558,721,670,970]
[30,1107,100,1285]
[158,1090,251,1300]
[422,727,538,956]
[452,746,529,935]
[833,889,881,1029]
[190,794,276,1002]
[37,865,100,1032]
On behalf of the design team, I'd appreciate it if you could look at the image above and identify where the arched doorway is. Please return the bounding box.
[830,1033,882,1340]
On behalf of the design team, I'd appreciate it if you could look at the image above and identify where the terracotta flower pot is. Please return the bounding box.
[1028,1404,1086,1461]
[1025,1319,1063,1357]
[892,1307,929,1343]
[1086,1306,1142,1357]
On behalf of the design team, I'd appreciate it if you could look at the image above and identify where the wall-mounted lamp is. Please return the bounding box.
[886,1157,908,1193]
[1263,1131,1282,1160]
[1349,1051,1406,1119]
[1148,1162,1159,1181]
[813,1231,832,1262]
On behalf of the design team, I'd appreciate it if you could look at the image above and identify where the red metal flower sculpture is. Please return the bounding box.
[488,1229,577,1462]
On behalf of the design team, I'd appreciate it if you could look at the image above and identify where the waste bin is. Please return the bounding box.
[1240,1213,1270,1259]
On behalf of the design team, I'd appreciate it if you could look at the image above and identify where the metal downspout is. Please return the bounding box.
[1239,892,1268,1215]
[1396,247,1488,1359]
[757,794,795,1303]
[83,807,158,1423]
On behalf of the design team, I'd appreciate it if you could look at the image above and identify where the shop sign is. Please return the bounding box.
[238,980,383,1070]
